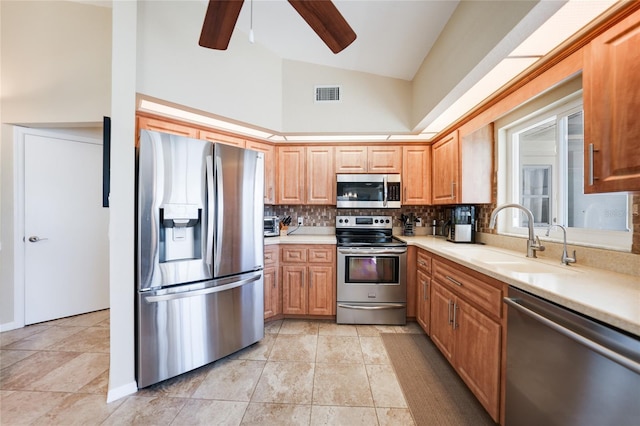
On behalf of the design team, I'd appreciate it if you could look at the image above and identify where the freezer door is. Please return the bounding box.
[213,144,264,278]
[136,271,264,388]
[137,130,213,290]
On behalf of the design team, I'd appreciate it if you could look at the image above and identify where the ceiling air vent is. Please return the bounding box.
[315,85,342,103]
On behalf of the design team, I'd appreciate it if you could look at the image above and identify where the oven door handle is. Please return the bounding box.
[337,303,406,310]
[338,248,407,255]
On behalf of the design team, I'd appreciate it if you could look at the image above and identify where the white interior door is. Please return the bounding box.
[24,132,109,324]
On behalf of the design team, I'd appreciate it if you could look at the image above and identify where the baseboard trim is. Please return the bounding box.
[106,381,137,403]
[0,321,23,332]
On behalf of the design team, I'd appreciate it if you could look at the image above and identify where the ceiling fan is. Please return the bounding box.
[199,0,357,54]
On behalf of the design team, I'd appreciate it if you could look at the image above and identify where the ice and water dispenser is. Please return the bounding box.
[159,204,203,262]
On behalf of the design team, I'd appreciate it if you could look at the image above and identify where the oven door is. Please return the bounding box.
[337,247,407,302]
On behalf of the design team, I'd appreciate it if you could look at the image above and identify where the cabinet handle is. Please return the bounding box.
[451,181,456,199]
[446,275,463,287]
[588,143,599,185]
[418,260,427,267]
[447,300,453,325]
[423,281,429,300]
[453,303,459,329]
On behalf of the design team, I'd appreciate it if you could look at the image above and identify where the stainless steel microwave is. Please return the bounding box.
[336,174,401,209]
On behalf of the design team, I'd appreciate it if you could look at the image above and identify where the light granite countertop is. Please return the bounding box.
[398,235,640,337]
[264,234,337,245]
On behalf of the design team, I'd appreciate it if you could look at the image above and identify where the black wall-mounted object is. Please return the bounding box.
[102,116,111,208]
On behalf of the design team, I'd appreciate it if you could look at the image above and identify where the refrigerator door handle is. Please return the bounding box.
[214,155,224,276]
[144,272,261,303]
[206,155,214,270]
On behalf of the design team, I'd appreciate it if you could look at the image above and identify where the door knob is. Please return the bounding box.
[28,236,48,242]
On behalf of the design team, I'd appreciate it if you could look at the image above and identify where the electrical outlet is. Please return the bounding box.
[297,217,303,226]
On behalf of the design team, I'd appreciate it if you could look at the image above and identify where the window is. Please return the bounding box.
[499,95,631,251]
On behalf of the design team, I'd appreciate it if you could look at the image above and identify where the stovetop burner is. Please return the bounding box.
[335,215,407,248]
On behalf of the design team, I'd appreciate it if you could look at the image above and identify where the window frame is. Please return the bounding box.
[497,94,632,251]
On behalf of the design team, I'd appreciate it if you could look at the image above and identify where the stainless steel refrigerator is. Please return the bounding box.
[136,129,264,388]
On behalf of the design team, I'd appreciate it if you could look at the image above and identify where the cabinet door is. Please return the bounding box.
[368,146,402,173]
[277,146,306,204]
[429,281,455,362]
[584,11,640,193]
[282,265,307,314]
[137,116,198,138]
[335,146,368,173]
[307,146,335,204]
[247,141,276,204]
[263,265,280,319]
[454,299,501,422]
[416,269,430,333]
[432,131,459,205]
[402,146,431,204]
[308,265,335,316]
[199,130,246,148]
[460,123,493,204]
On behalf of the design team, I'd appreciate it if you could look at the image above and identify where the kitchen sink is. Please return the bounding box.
[439,246,580,275]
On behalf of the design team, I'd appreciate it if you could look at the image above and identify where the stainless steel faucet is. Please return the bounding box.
[489,203,545,258]
[545,224,576,265]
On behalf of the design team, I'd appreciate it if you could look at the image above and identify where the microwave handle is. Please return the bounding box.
[383,175,388,207]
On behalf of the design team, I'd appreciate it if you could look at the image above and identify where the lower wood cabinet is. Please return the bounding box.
[281,245,336,316]
[263,245,280,319]
[429,257,505,423]
[416,249,432,334]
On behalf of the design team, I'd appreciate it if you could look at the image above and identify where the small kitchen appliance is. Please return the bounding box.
[447,205,476,243]
[336,174,401,209]
[263,216,280,237]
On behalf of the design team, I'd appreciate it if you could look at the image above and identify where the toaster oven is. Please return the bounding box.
[264,216,280,237]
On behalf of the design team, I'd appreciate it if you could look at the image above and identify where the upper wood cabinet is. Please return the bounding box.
[306,146,335,204]
[199,130,246,148]
[137,116,198,138]
[432,131,460,204]
[584,9,640,193]
[335,146,402,173]
[277,146,306,204]
[432,126,493,205]
[247,141,276,205]
[277,146,335,205]
[402,145,431,205]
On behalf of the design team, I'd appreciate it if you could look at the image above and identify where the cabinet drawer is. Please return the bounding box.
[264,246,278,266]
[417,250,432,274]
[433,259,503,318]
[281,247,308,263]
[308,246,335,263]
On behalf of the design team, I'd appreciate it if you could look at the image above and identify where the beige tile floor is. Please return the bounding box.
[1,310,423,425]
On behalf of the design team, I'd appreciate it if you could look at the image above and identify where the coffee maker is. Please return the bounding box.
[447,205,476,243]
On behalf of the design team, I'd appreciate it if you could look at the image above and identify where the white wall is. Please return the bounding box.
[136,0,283,132]
[0,0,111,328]
[107,0,137,402]
[281,60,411,134]
[411,0,557,131]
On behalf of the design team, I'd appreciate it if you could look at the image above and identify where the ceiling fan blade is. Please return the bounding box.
[288,0,356,54]
[199,0,245,50]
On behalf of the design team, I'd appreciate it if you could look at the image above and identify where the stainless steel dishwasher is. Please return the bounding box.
[504,287,640,426]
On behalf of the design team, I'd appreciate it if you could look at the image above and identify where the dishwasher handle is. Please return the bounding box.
[504,297,640,375]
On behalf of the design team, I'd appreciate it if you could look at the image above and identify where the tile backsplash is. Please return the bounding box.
[264,205,484,232]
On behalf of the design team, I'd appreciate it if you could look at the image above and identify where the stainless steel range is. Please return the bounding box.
[336,215,407,325]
